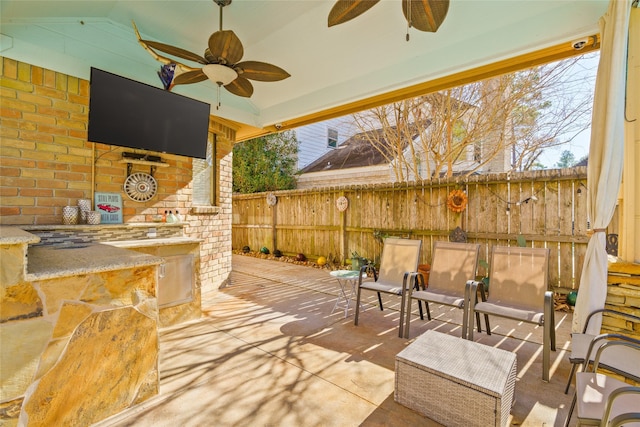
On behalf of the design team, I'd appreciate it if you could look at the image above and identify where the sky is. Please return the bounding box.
[536,52,600,168]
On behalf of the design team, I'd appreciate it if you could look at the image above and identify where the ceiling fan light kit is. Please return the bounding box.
[202,63,238,86]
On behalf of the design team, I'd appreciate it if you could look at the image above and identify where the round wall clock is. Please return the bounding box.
[124,172,158,202]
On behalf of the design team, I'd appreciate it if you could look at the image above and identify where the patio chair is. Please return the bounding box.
[564,308,640,394]
[468,246,556,382]
[354,237,422,338]
[402,241,483,340]
[564,337,640,427]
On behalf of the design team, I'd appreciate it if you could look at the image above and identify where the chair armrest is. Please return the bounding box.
[582,308,640,334]
[583,333,640,370]
[361,263,378,282]
[465,280,479,303]
[601,386,640,427]
[404,272,420,291]
[544,291,553,323]
[591,339,640,372]
[405,272,422,298]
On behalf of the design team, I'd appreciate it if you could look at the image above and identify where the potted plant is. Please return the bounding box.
[351,251,366,271]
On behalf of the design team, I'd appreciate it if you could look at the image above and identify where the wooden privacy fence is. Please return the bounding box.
[233,167,613,292]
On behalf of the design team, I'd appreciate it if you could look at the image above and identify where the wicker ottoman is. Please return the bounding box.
[395,330,517,427]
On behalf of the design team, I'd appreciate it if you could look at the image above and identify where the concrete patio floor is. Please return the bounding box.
[98,254,577,427]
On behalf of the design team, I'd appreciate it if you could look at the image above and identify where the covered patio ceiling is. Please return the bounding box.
[0,0,606,141]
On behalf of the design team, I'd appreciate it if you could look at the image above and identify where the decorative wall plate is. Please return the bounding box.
[336,196,349,212]
[446,189,468,213]
[124,172,158,202]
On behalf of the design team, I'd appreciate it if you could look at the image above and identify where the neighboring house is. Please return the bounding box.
[295,92,514,189]
[294,116,358,170]
[296,127,483,189]
[297,128,402,188]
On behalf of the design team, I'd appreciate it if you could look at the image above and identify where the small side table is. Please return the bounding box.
[330,270,365,318]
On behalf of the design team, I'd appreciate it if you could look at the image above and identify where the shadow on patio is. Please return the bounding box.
[98,254,576,427]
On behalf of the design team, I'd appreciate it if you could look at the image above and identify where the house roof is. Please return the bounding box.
[300,127,409,173]
[0,1,605,141]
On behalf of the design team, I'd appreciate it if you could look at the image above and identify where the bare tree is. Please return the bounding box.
[351,53,596,180]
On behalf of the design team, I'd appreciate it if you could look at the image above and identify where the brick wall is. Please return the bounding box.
[0,57,233,290]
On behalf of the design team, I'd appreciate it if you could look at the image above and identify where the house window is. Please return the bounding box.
[473,140,482,163]
[327,128,338,148]
[192,134,218,206]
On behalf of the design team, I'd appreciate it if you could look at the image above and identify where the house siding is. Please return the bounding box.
[294,116,357,170]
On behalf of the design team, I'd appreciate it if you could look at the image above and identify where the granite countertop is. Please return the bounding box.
[19,222,185,231]
[103,237,202,249]
[0,226,41,245]
[26,243,163,281]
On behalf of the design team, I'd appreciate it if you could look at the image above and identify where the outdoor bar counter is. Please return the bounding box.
[0,225,165,426]
[26,242,162,281]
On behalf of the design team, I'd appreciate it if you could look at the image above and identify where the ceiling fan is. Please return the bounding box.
[328,0,449,39]
[133,0,290,106]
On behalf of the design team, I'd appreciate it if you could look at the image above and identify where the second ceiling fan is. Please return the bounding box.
[328,0,450,38]
[133,0,290,102]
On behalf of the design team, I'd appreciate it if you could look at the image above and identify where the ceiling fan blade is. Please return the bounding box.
[132,21,207,64]
[328,0,380,27]
[224,76,254,98]
[208,30,244,65]
[402,0,450,32]
[236,61,291,82]
[142,40,208,64]
[172,69,208,86]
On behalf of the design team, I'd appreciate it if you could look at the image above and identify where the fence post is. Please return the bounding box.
[271,202,277,252]
[339,191,347,264]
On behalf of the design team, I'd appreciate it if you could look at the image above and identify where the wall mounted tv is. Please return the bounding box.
[88,67,210,159]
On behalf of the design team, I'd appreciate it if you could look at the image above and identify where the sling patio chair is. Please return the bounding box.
[468,246,556,382]
[564,308,640,394]
[354,237,422,338]
[402,241,483,340]
[565,337,640,427]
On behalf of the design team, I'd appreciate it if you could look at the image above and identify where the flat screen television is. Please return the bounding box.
[88,67,210,159]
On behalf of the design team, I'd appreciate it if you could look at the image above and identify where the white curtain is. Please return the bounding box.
[572,0,633,335]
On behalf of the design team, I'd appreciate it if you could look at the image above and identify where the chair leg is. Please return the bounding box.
[354,284,362,326]
[398,275,409,338]
[564,363,578,394]
[467,288,476,341]
[550,305,557,351]
[484,314,491,335]
[564,393,577,427]
[462,281,476,340]
[403,298,411,339]
[477,282,491,335]
[377,292,383,311]
[543,292,553,382]
[418,300,424,320]
[543,324,550,382]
